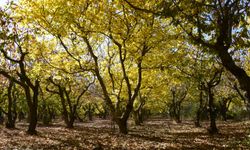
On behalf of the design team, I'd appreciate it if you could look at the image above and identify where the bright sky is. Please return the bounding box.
[0,0,8,7]
[0,0,19,8]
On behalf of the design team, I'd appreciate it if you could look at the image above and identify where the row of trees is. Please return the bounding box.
[0,0,249,135]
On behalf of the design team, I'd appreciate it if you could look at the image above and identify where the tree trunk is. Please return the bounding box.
[221,110,227,121]
[133,106,145,125]
[12,95,17,124]
[18,111,25,121]
[27,93,38,135]
[138,110,144,124]
[6,81,15,128]
[87,104,93,121]
[41,104,51,125]
[42,106,52,125]
[115,101,134,134]
[0,109,4,125]
[25,81,39,135]
[63,109,75,128]
[175,115,181,123]
[27,104,38,135]
[170,104,182,123]
[62,108,74,128]
[62,111,70,128]
[207,87,218,134]
[116,118,128,134]
[175,105,182,123]
[217,48,250,108]
[66,120,74,128]
[67,112,75,128]
[58,89,73,128]
[42,112,51,125]
[195,91,203,127]
[133,110,141,125]
[195,109,202,127]
[219,100,227,121]
[41,97,51,125]
[48,107,56,120]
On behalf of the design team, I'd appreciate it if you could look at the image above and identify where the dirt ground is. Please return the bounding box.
[0,118,250,149]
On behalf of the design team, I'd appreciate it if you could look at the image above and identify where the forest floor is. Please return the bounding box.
[0,118,250,150]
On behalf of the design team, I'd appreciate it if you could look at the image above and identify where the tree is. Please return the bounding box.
[132,90,146,125]
[124,0,250,110]
[17,0,170,134]
[0,7,42,134]
[169,84,188,123]
[202,68,223,134]
[5,81,18,128]
[167,41,225,132]
[215,73,239,121]
[46,74,93,128]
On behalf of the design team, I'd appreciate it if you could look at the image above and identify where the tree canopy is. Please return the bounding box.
[0,0,249,139]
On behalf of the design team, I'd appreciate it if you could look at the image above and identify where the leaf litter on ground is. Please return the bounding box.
[0,119,250,149]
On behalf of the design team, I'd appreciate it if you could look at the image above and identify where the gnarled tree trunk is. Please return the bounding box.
[25,80,39,135]
[207,87,218,134]
[195,90,203,127]
[6,81,17,129]
[116,118,128,134]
